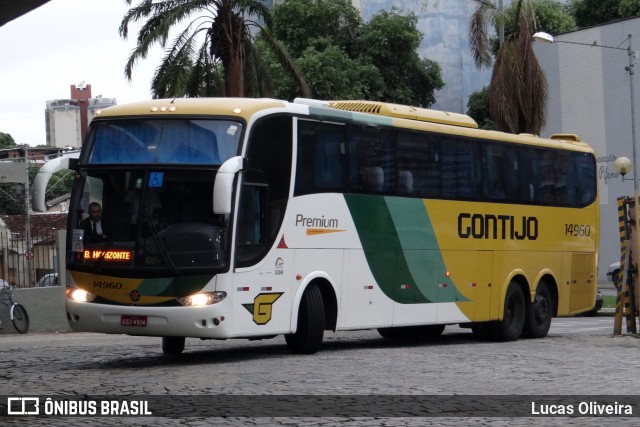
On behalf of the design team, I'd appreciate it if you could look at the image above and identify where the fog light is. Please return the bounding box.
[66,288,96,302]
[177,291,227,306]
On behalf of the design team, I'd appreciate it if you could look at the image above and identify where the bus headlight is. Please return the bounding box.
[177,291,227,306]
[66,288,97,302]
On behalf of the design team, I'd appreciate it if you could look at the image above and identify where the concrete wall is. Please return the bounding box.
[0,286,70,334]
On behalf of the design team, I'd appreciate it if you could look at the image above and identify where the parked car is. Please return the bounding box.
[583,289,604,317]
[35,273,59,287]
[607,261,621,288]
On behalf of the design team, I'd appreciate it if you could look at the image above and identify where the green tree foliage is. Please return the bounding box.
[360,10,444,106]
[271,0,361,58]
[268,0,443,106]
[466,87,496,130]
[120,0,309,98]
[619,0,640,17]
[469,1,548,134]
[0,132,16,148]
[568,0,640,28]
[293,46,383,100]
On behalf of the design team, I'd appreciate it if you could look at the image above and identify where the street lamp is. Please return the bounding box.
[533,31,638,332]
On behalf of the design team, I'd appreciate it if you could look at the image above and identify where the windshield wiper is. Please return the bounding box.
[141,207,179,276]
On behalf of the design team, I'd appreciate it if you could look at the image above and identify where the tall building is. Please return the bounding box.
[45,83,116,148]
[70,82,92,142]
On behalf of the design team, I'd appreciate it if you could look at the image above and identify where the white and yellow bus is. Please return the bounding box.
[38,98,598,355]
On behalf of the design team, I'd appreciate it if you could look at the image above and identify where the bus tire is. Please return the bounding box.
[285,283,324,354]
[523,281,554,338]
[488,282,525,342]
[162,336,185,355]
[378,324,445,340]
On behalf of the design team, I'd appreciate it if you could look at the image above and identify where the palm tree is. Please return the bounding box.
[120,0,310,98]
[468,0,547,135]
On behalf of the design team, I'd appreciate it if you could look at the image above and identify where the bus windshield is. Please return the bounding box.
[86,119,242,165]
[68,168,228,275]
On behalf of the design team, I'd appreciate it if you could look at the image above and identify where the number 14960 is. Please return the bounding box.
[565,224,591,237]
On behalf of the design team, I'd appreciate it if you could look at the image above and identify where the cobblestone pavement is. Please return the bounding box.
[1,317,639,426]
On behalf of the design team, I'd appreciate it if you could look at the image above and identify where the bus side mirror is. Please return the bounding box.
[213,156,246,215]
[32,152,80,212]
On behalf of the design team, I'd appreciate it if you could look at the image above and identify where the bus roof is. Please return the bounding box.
[93,97,591,152]
[326,100,479,129]
[94,98,287,118]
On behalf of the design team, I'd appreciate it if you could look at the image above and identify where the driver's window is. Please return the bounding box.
[236,183,267,266]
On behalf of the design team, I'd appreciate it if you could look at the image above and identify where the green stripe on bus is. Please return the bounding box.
[385,197,468,303]
[344,194,467,304]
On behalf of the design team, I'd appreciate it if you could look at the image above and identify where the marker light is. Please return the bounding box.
[177,291,227,306]
[66,288,97,302]
[233,108,242,114]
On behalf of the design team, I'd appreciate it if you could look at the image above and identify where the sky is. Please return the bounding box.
[0,0,164,147]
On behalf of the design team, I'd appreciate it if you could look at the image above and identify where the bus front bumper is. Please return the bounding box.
[65,299,232,338]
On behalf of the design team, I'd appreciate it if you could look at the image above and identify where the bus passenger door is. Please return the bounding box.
[232,181,293,336]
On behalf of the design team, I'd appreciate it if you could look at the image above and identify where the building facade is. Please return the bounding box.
[352,0,493,113]
[45,83,116,148]
[534,17,640,281]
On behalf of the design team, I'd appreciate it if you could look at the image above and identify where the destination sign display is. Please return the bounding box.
[83,249,133,262]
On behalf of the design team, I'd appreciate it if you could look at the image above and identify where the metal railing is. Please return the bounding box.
[0,229,60,288]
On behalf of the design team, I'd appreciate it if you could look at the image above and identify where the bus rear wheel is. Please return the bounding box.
[378,324,445,340]
[523,281,554,338]
[487,282,525,342]
[162,336,185,355]
[285,283,324,354]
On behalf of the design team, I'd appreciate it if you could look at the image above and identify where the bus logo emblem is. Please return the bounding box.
[130,289,141,302]
[243,292,283,325]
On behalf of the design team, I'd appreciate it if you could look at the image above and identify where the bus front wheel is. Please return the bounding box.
[285,283,325,354]
[488,282,525,342]
[162,336,185,355]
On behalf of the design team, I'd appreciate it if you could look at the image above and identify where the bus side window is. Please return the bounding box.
[518,148,537,203]
[574,152,597,206]
[352,127,396,195]
[397,170,413,195]
[441,139,478,199]
[314,129,344,189]
[295,121,346,194]
[538,151,556,203]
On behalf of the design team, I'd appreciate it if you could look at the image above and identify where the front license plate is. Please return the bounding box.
[121,315,147,327]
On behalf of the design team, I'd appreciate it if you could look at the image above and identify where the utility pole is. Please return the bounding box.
[24,146,33,286]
